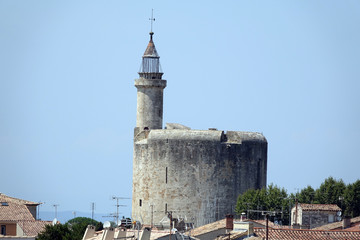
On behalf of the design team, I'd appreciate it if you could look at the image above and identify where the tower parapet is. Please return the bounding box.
[135,32,167,133]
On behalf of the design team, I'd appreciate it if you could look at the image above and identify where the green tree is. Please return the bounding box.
[298,186,315,204]
[344,180,360,217]
[314,177,345,205]
[36,217,102,240]
[235,184,290,225]
[67,217,103,240]
[36,223,73,240]
[235,188,266,220]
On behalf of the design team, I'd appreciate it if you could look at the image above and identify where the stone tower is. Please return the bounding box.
[134,32,166,135]
[132,31,267,228]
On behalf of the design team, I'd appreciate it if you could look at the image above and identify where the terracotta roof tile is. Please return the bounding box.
[0,202,35,221]
[19,220,52,236]
[186,219,226,236]
[0,194,38,205]
[313,216,360,231]
[0,193,49,237]
[254,227,360,240]
[299,204,341,212]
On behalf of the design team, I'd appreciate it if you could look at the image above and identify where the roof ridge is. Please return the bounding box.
[0,193,38,205]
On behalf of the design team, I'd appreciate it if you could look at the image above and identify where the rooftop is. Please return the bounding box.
[297,203,341,212]
[254,227,360,240]
[0,193,38,206]
[313,216,360,231]
[0,193,50,236]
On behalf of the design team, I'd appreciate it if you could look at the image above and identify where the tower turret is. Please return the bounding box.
[135,32,167,133]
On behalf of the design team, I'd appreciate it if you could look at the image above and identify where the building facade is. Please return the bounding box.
[0,193,50,238]
[291,203,341,229]
[131,32,267,228]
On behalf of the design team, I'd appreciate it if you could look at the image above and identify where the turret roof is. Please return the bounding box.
[143,32,159,57]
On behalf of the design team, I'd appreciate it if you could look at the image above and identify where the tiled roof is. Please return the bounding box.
[251,219,278,228]
[0,193,38,205]
[0,193,49,236]
[313,216,360,231]
[186,219,226,236]
[0,201,35,221]
[216,230,248,240]
[344,225,360,231]
[18,220,52,236]
[254,227,360,240]
[299,203,341,212]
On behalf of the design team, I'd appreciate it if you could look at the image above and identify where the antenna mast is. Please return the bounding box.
[52,204,59,219]
[149,9,155,32]
[112,196,129,225]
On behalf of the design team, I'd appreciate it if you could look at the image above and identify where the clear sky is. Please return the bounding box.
[1,0,359,222]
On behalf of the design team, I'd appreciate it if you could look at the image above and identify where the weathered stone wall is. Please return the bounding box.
[132,129,267,227]
[135,78,166,132]
[302,211,336,229]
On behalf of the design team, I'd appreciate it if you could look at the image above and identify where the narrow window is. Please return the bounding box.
[139,199,142,207]
[165,203,167,213]
[165,167,168,184]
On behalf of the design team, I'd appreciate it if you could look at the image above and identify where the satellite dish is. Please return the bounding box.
[337,211,342,216]
[117,220,122,226]
[103,221,111,228]
[52,218,57,226]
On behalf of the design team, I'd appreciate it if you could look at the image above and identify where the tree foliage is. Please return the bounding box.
[235,177,360,226]
[36,223,73,240]
[314,177,345,205]
[344,180,360,217]
[235,184,290,225]
[36,217,102,240]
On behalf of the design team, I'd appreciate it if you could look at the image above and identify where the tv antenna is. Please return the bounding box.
[90,202,96,224]
[37,201,45,220]
[52,204,59,219]
[112,196,129,225]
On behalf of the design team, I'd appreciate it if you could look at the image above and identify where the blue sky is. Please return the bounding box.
[1,1,359,222]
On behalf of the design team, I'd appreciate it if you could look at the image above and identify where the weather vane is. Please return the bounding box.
[149,9,155,32]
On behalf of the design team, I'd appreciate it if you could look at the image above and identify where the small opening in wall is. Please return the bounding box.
[166,167,168,184]
[1,225,5,235]
[139,199,142,207]
[165,203,167,213]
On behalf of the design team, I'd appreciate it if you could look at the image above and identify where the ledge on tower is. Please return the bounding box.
[165,123,191,130]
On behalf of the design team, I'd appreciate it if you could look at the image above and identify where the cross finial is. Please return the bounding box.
[149,9,155,32]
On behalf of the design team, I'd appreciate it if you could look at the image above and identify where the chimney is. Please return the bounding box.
[343,216,351,229]
[226,214,234,230]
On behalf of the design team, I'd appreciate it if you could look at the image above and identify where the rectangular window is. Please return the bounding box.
[139,199,142,207]
[165,203,167,213]
[1,225,6,235]
[0,202,8,206]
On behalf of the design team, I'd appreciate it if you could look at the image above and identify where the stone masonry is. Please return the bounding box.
[131,32,268,228]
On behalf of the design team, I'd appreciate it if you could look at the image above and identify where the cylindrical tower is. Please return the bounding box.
[135,32,166,133]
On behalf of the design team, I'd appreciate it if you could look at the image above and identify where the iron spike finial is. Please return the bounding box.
[149,9,155,33]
